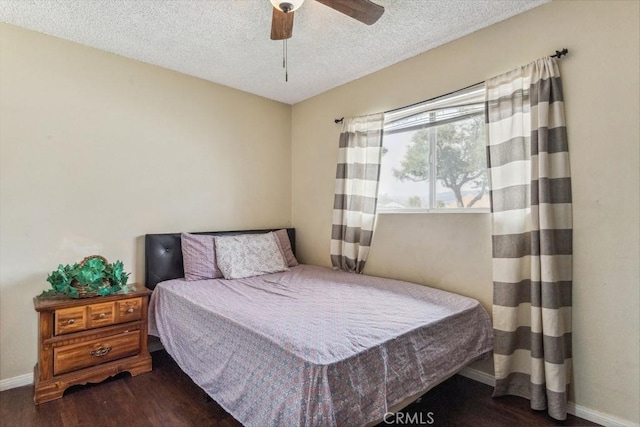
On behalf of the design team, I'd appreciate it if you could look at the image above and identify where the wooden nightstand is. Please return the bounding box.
[33,284,152,404]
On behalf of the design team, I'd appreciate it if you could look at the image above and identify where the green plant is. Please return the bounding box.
[41,256,130,298]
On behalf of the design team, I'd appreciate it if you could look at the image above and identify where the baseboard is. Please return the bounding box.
[0,373,33,391]
[457,367,639,427]
[459,366,495,386]
[148,335,165,353]
[567,402,640,427]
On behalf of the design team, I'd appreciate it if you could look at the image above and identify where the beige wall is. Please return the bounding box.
[292,1,639,424]
[1,0,639,423]
[0,24,292,380]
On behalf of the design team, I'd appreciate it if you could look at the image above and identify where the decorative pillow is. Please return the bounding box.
[181,232,223,281]
[214,232,289,279]
[273,229,299,267]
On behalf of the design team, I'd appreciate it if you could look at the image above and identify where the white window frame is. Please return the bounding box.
[377,84,489,214]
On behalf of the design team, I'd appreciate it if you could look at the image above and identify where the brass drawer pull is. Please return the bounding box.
[127,308,134,314]
[99,313,106,319]
[89,345,112,357]
[67,319,75,325]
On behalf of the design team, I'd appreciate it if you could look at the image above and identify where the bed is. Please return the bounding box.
[146,228,492,427]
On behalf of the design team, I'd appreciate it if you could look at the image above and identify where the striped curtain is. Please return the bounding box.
[485,57,572,420]
[330,113,384,273]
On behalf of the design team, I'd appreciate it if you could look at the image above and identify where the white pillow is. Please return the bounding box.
[214,232,289,279]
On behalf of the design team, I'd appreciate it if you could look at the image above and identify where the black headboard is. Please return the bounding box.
[144,228,295,290]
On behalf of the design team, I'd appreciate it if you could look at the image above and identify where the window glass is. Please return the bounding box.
[378,84,489,212]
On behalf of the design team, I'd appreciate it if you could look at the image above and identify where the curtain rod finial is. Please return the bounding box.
[334,117,344,124]
[552,48,568,58]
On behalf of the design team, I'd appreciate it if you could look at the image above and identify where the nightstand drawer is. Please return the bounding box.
[87,302,115,328]
[116,298,142,323]
[55,307,87,335]
[53,330,141,375]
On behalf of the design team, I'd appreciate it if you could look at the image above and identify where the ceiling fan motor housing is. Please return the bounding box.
[271,0,305,13]
[280,3,294,13]
[270,0,384,42]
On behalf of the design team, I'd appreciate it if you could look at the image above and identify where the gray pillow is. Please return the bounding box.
[181,232,223,280]
[274,229,299,267]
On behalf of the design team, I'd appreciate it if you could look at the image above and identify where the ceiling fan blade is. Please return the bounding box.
[271,8,294,40]
[315,0,384,25]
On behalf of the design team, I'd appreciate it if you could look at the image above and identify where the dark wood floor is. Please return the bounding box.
[0,350,598,427]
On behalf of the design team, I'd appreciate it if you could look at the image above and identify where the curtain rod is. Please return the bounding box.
[333,48,569,124]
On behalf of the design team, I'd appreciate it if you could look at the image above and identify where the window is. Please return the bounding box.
[377,84,489,212]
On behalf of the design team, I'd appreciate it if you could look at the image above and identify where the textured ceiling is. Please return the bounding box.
[0,0,549,104]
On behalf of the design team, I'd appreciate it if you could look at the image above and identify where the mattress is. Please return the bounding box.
[149,264,492,426]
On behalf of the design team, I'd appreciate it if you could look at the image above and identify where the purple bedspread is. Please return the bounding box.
[149,264,492,426]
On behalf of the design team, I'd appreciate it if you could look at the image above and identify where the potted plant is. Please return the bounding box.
[41,255,130,298]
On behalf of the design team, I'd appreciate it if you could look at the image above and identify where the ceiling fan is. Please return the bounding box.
[270,0,385,40]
